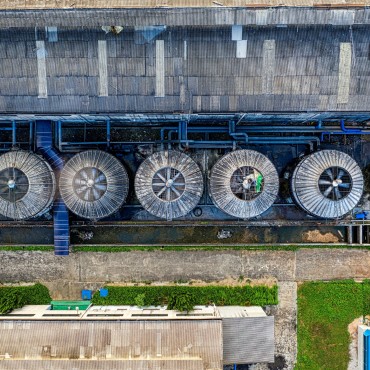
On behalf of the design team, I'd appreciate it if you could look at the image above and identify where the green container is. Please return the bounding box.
[50,300,90,311]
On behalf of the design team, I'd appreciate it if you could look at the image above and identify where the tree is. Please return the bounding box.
[167,292,194,313]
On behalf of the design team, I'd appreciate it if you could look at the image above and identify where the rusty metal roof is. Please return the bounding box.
[0,0,369,9]
[0,320,223,369]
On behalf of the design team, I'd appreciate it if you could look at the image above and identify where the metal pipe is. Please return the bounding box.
[359,225,363,245]
[347,226,353,244]
[340,119,362,134]
[11,121,16,146]
[106,119,111,149]
[29,121,34,151]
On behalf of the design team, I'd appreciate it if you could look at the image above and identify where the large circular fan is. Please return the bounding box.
[209,150,279,219]
[0,150,56,219]
[59,150,129,219]
[135,151,203,220]
[291,150,363,218]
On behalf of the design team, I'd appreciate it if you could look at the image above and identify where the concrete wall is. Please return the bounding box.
[1,249,370,298]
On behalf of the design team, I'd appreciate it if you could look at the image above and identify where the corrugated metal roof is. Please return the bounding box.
[0,0,369,9]
[0,8,368,28]
[223,316,274,364]
[0,21,369,114]
[0,320,223,369]
[0,359,205,370]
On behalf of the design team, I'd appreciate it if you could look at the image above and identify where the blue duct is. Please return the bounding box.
[35,120,69,256]
[365,329,370,370]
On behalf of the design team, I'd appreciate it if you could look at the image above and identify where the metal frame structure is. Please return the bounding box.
[0,112,370,152]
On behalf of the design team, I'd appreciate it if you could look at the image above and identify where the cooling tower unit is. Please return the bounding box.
[209,150,279,219]
[0,150,56,220]
[135,150,204,220]
[59,150,129,219]
[291,150,364,219]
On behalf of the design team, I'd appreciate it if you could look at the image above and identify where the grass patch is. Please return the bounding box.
[92,284,278,307]
[0,246,54,251]
[0,283,51,314]
[296,280,369,370]
[72,244,357,253]
[0,245,367,253]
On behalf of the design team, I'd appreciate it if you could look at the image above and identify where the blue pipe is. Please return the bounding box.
[35,120,69,256]
[340,119,362,134]
[11,121,16,145]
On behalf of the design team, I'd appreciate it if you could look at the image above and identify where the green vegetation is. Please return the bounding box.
[167,291,195,312]
[72,244,355,253]
[0,283,51,314]
[0,246,54,251]
[1,245,369,253]
[92,284,278,308]
[296,280,370,370]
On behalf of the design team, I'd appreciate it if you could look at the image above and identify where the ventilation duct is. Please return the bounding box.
[59,150,129,219]
[209,150,279,219]
[291,150,363,219]
[135,150,203,220]
[0,150,56,220]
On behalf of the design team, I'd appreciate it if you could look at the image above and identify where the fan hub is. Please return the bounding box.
[0,167,30,202]
[165,179,174,188]
[87,179,95,188]
[7,179,15,189]
[332,179,342,187]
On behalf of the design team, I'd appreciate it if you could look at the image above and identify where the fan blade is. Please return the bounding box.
[166,167,171,181]
[172,171,181,181]
[152,182,166,186]
[156,187,166,197]
[338,183,350,189]
[91,168,97,179]
[318,180,332,185]
[83,189,90,201]
[172,187,181,197]
[156,172,166,182]
[337,170,344,180]
[92,188,100,201]
[323,186,333,197]
[94,184,106,191]
[334,187,342,200]
[74,178,86,186]
[325,169,333,180]
[166,187,171,201]
[76,185,88,194]
[95,174,106,183]
[79,170,88,180]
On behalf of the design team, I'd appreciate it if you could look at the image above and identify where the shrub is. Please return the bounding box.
[134,293,146,307]
[0,283,51,314]
[167,291,195,312]
[91,284,278,307]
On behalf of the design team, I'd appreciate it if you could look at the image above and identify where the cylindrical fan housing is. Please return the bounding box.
[209,149,279,219]
[291,150,363,219]
[59,150,129,219]
[0,150,56,220]
[135,150,203,220]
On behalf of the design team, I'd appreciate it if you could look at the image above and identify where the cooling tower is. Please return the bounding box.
[59,150,129,219]
[0,150,56,220]
[135,150,204,220]
[209,149,279,219]
[291,150,363,218]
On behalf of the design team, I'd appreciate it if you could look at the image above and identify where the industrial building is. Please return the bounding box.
[0,3,369,250]
[0,305,274,369]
